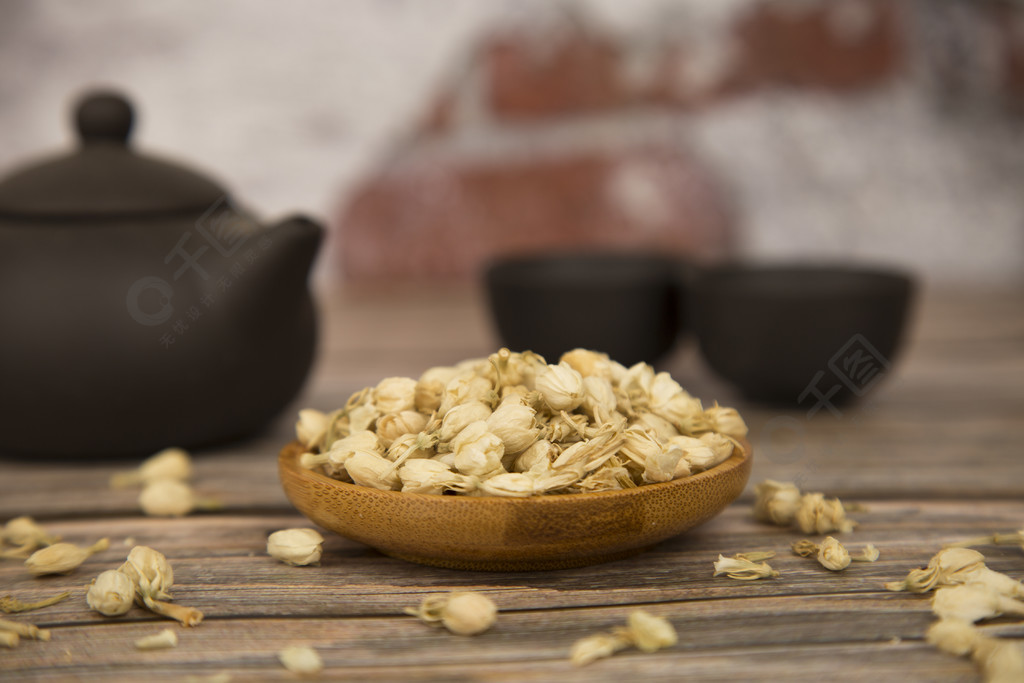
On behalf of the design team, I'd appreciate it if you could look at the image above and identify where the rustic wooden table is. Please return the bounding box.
[2,283,1022,682]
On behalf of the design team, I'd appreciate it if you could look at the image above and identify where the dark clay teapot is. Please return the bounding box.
[0,91,323,458]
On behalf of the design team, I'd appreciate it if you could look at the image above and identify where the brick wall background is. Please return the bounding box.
[1,0,1022,284]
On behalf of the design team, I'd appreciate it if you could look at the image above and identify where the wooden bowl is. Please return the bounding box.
[279,440,752,571]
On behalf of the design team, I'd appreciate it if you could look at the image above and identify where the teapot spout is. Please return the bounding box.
[231,215,323,322]
[267,215,323,281]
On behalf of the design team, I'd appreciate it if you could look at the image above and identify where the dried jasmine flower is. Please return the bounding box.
[138,480,222,518]
[345,451,401,490]
[885,548,1024,597]
[816,537,851,571]
[0,617,50,641]
[405,591,498,636]
[302,350,747,497]
[571,632,630,666]
[621,610,678,653]
[477,472,535,498]
[373,376,418,414]
[0,630,17,648]
[266,529,324,567]
[278,645,324,675]
[753,480,802,527]
[973,636,1024,683]
[135,628,178,650]
[702,405,749,439]
[486,397,540,454]
[926,618,982,657]
[295,409,329,450]
[120,546,204,627]
[713,554,780,580]
[795,493,856,535]
[25,538,109,576]
[927,619,1024,682]
[0,517,59,559]
[669,435,718,474]
[734,551,777,563]
[560,348,615,380]
[792,538,877,571]
[0,591,71,613]
[451,421,506,478]
[439,401,493,442]
[580,375,617,421]
[110,448,192,489]
[87,569,136,616]
[398,460,466,495]
[570,610,676,666]
[932,583,1024,623]
[536,362,585,412]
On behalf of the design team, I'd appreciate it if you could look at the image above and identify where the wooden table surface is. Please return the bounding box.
[2,283,1022,681]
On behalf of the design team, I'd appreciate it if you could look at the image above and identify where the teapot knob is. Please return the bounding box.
[75,91,133,145]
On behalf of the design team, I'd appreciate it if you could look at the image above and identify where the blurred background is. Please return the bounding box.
[2,0,1022,288]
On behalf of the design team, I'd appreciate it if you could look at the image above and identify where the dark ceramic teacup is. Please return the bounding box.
[690,263,914,407]
[483,251,684,367]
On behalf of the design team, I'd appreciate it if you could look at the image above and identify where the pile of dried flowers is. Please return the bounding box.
[296,348,748,496]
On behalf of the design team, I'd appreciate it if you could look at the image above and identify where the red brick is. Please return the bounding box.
[334,149,734,282]
[485,21,628,120]
[731,0,904,92]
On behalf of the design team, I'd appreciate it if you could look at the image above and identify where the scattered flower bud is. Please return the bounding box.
[932,583,1024,623]
[753,480,802,526]
[571,632,629,666]
[536,362,585,412]
[818,537,851,571]
[405,591,498,636]
[25,538,109,576]
[926,618,981,657]
[0,630,17,648]
[278,645,324,675]
[713,554,780,580]
[0,617,50,641]
[795,493,856,535]
[120,545,204,627]
[0,517,60,560]
[87,569,135,616]
[110,448,192,489]
[885,548,1024,596]
[267,529,324,567]
[623,610,677,653]
[135,628,178,650]
[3,516,59,549]
[973,636,1024,683]
[139,480,194,517]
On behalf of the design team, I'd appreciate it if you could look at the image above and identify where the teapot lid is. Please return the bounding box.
[0,91,227,218]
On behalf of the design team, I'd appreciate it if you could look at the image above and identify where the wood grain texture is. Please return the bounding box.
[1,284,1023,681]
